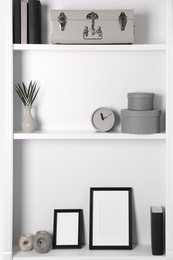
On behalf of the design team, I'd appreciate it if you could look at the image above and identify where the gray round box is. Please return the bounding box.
[121,109,161,134]
[128,92,154,111]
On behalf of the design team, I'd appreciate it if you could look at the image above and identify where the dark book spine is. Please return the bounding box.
[28,0,41,44]
[13,0,21,43]
[151,208,163,255]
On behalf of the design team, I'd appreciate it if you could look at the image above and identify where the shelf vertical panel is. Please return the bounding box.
[0,0,13,259]
[166,0,173,253]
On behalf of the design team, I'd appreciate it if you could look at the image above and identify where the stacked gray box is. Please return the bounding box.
[128,93,154,111]
[121,93,161,134]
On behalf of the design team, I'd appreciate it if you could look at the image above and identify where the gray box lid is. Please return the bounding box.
[121,109,161,117]
[128,93,154,99]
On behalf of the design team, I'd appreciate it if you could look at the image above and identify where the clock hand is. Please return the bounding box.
[103,113,112,119]
[100,113,104,120]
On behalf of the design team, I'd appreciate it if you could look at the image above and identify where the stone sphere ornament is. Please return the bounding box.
[33,230,52,253]
[18,233,34,252]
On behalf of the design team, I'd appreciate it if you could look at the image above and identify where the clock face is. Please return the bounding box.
[91,107,115,132]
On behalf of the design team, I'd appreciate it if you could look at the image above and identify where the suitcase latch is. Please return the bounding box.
[118,12,127,31]
[58,12,67,31]
[83,12,103,40]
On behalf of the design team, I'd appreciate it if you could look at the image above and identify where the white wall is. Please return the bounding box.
[13,140,166,245]
[40,0,165,44]
[13,51,166,132]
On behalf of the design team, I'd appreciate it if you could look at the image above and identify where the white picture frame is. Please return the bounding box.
[89,187,132,249]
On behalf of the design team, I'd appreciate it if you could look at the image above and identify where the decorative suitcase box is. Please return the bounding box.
[51,10,134,44]
[121,109,161,134]
[128,93,154,111]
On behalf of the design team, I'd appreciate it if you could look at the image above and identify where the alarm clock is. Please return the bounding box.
[91,107,115,132]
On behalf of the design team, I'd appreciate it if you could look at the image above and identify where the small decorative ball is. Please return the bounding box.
[33,230,52,254]
[18,233,34,251]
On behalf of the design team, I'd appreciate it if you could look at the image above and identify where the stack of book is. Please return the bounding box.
[13,0,42,44]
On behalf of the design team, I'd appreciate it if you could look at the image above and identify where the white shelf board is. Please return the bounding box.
[13,44,166,52]
[13,245,166,260]
[13,130,166,140]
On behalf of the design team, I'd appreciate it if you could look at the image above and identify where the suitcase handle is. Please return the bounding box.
[83,12,103,40]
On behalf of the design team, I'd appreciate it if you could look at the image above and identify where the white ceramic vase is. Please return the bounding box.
[22,106,35,133]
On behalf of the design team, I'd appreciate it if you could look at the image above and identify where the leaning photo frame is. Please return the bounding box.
[53,209,83,249]
[89,187,132,249]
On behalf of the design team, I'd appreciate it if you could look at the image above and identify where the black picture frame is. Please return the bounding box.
[53,209,83,249]
[89,187,132,250]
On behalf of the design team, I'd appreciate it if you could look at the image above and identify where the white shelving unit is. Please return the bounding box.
[13,44,166,52]
[1,0,173,260]
[13,245,164,260]
[14,131,166,140]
